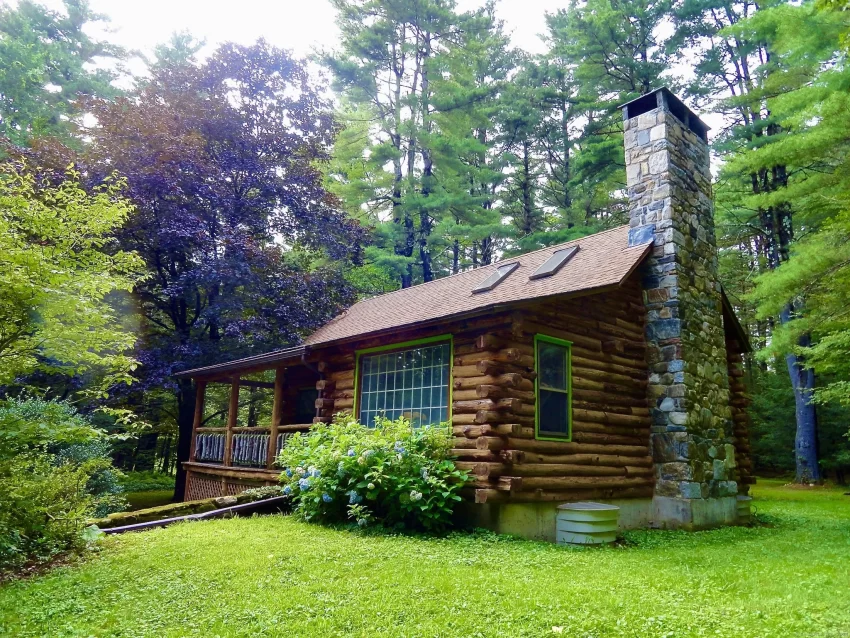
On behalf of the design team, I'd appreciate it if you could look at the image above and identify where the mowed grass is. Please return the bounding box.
[1,480,848,638]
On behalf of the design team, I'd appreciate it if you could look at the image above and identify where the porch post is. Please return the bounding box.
[224,377,240,466]
[188,379,206,462]
[267,367,285,468]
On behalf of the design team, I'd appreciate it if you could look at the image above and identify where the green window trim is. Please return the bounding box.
[534,333,573,441]
[354,334,454,427]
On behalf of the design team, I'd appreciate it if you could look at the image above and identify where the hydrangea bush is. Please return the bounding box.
[278,415,468,531]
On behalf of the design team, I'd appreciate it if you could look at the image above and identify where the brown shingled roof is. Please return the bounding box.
[304,225,652,347]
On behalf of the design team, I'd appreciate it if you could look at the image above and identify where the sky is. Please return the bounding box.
[44,0,572,64]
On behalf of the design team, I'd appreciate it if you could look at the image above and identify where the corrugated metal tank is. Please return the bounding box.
[556,502,620,545]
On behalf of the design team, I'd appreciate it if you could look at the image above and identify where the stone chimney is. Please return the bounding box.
[621,88,738,527]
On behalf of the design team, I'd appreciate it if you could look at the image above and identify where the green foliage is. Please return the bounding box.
[0,452,94,570]
[0,164,143,392]
[118,471,176,494]
[2,480,849,635]
[278,415,468,531]
[0,0,124,145]
[53,440,127,517]
[0,396,101,461]
[0,398,127,570]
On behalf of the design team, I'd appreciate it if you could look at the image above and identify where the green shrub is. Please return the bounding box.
[0,453,94,569]
[0,399,127,569]
[0,397,100,461]
[55,441,127,517]
[119,470,176,493]
[278,415,468,532]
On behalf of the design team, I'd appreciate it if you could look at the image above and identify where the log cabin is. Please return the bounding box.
[175,88,753,536]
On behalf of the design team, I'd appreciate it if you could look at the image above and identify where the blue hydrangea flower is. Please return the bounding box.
[394,441,406,454]
[310,468,321,478]
[347,448,356,457]
[285,468,293,478]
[420,468,429,480]
[283,485,292,495]
[298,477,311,491]
[347,490,362,505]
[363,449,375,458]
[322,493,333,503]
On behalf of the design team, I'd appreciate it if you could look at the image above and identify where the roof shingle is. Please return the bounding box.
[305,225,651,347]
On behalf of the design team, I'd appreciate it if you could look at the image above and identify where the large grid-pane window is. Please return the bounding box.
[535,335,571,439]
[358,341,451,427]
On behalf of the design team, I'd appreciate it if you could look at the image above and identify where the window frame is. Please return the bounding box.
[353,334,454,427]
[534,333,573,441]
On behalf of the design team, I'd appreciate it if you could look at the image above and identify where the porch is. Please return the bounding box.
[182,347,327,500]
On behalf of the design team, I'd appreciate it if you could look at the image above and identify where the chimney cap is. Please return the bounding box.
[619,87,709,142]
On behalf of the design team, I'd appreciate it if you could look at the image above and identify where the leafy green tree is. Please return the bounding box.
[542,0,670,228]
[0,0,124,146]
[0,163,142,391]
[325,0,470,287]
[709,1,848,481]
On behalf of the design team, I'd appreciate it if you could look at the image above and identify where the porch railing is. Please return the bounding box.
[192,428,308,470]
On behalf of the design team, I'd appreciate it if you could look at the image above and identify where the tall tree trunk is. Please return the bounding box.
[781,306,821,482]
[173,378,195,502]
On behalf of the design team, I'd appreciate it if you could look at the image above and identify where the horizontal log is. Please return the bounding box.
[572,376,647,397]
[572,365,645,387]
[315,380,335,391]
[476,436,507,451]
[571,388,648,408]
[477,385,535,402]
[474,411,534,426]
[572,408,649,428]
[570,355,646,380]
[476,360,535,377]
[497,476,523,492]
[334,398,354,409]
[454,349,531,366]
[453,373,523,390]
[329,369,354,382]
[474,334,534,354]
[506,464,632,477]
[452,389,480,402]
[452,398,520,414]
[315,398,335,409]
[572,346,646,370]
[522,321,602,351]
[452,423,523,438]
[508,452,654,468]
[572,431,648,446]
[571,421,650,438]
[515,475,654,490]
[454,461,508,478]
[449,448,502,462]
[506,437,649,457]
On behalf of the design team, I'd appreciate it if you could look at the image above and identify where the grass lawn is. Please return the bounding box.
[1,480,848,637]
[124,490,175,511]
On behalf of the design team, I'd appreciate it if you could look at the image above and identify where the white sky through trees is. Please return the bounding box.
[34,0,571,64]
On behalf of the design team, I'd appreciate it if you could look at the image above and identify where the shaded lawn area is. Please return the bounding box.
[1,480,848,637]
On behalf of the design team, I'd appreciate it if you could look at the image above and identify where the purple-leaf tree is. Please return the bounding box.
[83,41,364,499]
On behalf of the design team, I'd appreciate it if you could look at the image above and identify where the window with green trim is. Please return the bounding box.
[357,340,451,427]
[535,335,572,440]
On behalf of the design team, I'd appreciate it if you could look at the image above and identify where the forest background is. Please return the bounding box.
[1,0,849,506]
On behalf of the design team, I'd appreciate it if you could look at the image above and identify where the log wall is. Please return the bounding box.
[727,339,754,494]
[314,274,654,505]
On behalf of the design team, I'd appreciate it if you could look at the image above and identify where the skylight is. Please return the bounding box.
[472,262,519,294]
[529,246,580,280]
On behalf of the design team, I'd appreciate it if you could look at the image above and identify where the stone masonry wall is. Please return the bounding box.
[624,103,738,502]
